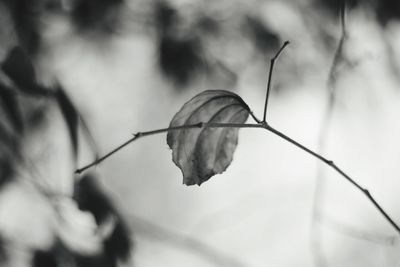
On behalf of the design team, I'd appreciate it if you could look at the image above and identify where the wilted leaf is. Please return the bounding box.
[167,90,250,186]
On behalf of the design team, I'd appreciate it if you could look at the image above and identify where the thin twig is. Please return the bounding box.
[262,41,290,122]
[75,122,261,174]
[75,120,400,234]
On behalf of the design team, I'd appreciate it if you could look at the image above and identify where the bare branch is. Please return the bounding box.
[76,121,400,235]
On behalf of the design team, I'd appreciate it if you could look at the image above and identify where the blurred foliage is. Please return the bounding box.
[73,174,132,266]
[153,0,207,87]
[71,0,123,33]
[316,0,400,26]
[242,15,279,56]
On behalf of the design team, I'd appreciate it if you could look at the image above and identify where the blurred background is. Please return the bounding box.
[1,0,400,266]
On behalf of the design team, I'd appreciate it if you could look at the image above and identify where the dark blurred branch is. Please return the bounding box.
[129,214,250,267]
[311,1,347,266]
[317,214,398,246]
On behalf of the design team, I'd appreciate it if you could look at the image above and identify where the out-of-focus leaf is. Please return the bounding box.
[74,174,132,264]
[243,16,279,55]
[56,198,103,255]
[103,220,131,262]
[376,0,400,25]
[167,90,250,186]
[1,46,48,96]
[71,0,123,33]
[55,86,79,159]
[0,160,15,189]
[197,15,220,36]
[74,174,113,224]
[0,235,6,263]
[0,83,24,134]
[153,0,178,35]
[32,249,58,267]
[3,0,41,54]
[75,219,131,267]
[154,0,206,87]
[158,34,205,87]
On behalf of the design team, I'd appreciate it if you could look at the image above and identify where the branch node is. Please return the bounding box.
[134,132,142,138]
[325,160,334,165]
[260,121,269,128]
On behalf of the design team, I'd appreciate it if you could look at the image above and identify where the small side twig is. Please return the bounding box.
[262,41,290,123]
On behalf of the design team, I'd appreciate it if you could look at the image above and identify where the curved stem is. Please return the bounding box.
[76,121,400,235]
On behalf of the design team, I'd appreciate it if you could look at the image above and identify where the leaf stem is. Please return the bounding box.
[262,41,290,123]
[76,121,400,234]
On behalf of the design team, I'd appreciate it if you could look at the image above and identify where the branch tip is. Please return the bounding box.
[262,40,290,122]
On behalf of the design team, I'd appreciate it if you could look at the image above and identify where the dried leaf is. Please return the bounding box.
[167,90,250,186]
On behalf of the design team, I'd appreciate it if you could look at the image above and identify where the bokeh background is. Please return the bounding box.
[1,0,400,266]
